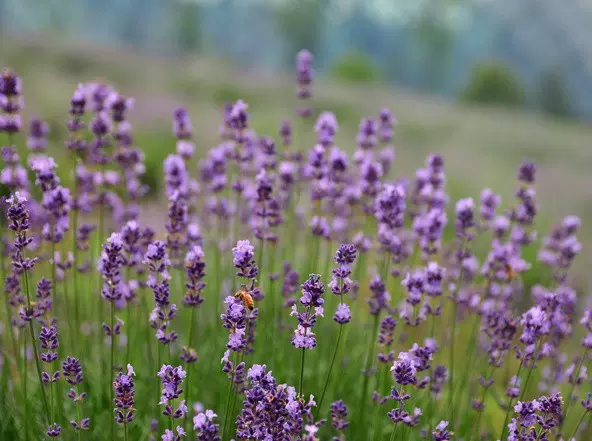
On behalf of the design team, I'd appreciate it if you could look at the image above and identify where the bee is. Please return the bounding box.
[504,263,515,281]
[235,286,255,310]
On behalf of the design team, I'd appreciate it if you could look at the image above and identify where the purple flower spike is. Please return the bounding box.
[27,118,50,152]
[63,357,89,430]
[98,233,124,303]
[184,245,206,307]
[432,421,451,441]
[232,240,258,280]
[291,274,325,349]
[113,364,136,424]
[193,410,220,441]
[333,303,351,324]
[157,365,187,418]
[330,400,349,431]
[296,49,313,118]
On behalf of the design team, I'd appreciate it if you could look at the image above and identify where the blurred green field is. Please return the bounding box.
[3,36,591,289]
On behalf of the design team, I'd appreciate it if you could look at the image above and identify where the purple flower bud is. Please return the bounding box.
[333,303,351,324]
[193,409,220,441]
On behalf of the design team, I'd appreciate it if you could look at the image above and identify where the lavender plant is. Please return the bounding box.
[0,54,589,441]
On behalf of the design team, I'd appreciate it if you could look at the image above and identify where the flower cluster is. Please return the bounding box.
[157,365,188,420]
[235,364,318,439]
[291,274,325,349]
[144,241,177,344]
[62,357,90,431]
[329,243,357,324]
[113,364,136,424]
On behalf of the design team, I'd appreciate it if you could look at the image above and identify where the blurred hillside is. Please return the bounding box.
[1,0,592,119]
[2,37,591,290]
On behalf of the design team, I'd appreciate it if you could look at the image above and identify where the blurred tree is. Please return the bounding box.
[462,60,524,107]
[173,0,201,54]
[330,51,379,84]
[538,67,572,118]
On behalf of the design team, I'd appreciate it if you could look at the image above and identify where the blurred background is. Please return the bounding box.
[1,0,591,286]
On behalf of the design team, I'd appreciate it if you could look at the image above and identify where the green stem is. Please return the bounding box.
[389,424,398,441]
[448,300,457,425]
[222,352,237,441]
[49,376,55,424]
[1,250,19,369]
[470,366,494,441]
[561,349,588,430]
[316,324,344,416]
[184,307,197,428]
[358,315,380,430]
[110,301,116,441]
[23,270,51,422]
[125,266,132,365]
[299,347,306,397]
[72,163,81,346]
[499,359,524,441]
[23,329,29,441]
[569,410,589,441]
[76,399,82,441]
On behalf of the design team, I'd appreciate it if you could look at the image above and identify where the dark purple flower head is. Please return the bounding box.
[98,232,124,303]
[379,108,396,143]
[455,197,476,239]
[315,112,338,147]
[0,69,22,97]
[27,118,50,152]
[279,120,292,146]
[62,356,83,385]
[297,49,313,85]
[333,303,351,324]
[184,245,206,307]
[375,183,406,229]
[232,240,258,279]
[520,306,550,346]
[237,364,317,439]
[6,192,38,274]
[330,400,349,431]
[329,243,357,297]
[391,351,418,386]
[357,117,378,150]
[113,364,136,424]
[368,275,390,316]
[106,92,133,123]
[296,50,313,117]
[432,421,451,441]
[30,155,59,191]
[164,154,189,198]
[424,262,445,297]
[144,240,171,286]
[517,160,536,184]
[291,274,326,349]
[334,243,357,266]
[69,84,86,117]
[220,295,248,352]
[301,274,325,309]
[158,365,187,418]
[229,99,248,133]
[161,426,186,441]
[47,423,62,437]
[173,107,193,139]
[193,410,220,441]
[480,188,501,222]
[39,325,59,364]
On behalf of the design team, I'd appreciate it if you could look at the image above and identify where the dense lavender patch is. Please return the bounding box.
[0,55,589,441]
